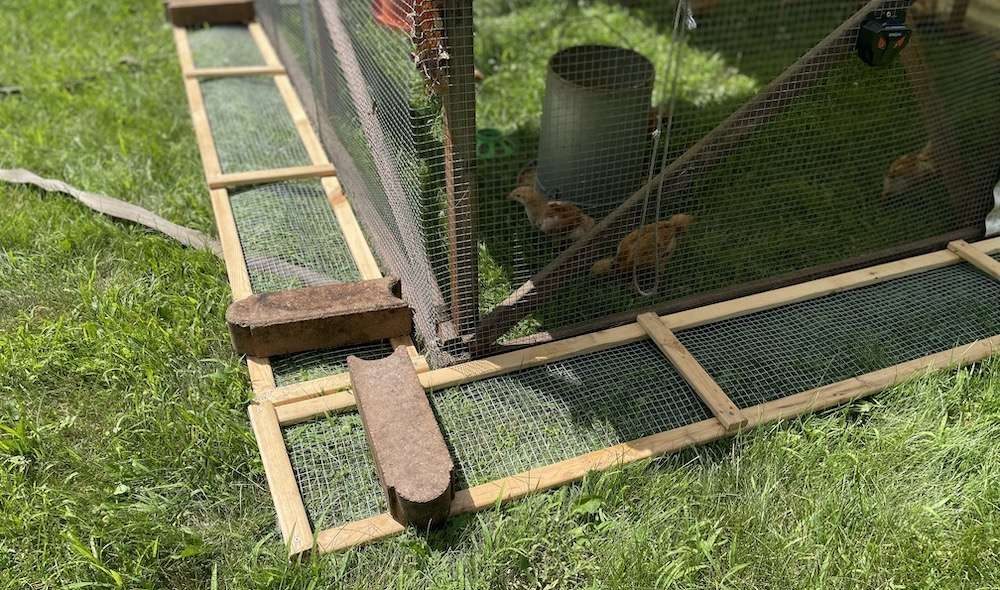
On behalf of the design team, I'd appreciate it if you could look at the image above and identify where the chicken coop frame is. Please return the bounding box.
[170,3,1000,557]
[475,0,995,350]
[253,0,997,362]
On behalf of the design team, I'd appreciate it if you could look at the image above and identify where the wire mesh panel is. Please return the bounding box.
[432,340,711,487]
[678,261,1000,408]
[187,25,265,68]
[270,340,396,386]
[201,77,312,173]
[283,339,711,529]
[280,256,1000,534]
[229,180,361,293]
[254,0,1000,361]
[285,413,386,529]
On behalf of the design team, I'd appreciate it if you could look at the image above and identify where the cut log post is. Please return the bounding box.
[473,0,896,350]
[349,348,455,528]
[226,277,411,357]
[166,0,254,27]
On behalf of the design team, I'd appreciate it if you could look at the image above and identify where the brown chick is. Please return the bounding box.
[591,214,694,276]
[508,186,596,241]
[882,141,937,201]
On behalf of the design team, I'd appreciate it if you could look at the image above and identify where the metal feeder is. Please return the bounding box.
[536,45,655,215]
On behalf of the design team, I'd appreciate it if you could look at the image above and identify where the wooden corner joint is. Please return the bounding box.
[947,240,1000,281]
[636,313,749,431]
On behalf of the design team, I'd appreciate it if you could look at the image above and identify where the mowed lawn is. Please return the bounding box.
[2,1,1000,588]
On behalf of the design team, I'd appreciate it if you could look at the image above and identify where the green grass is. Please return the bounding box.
[3,0,1000,587]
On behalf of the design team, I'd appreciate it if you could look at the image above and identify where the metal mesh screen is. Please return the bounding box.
[284,338,711,528]
[229,180,361,292]
[187,25,265,68]
[285,413,386,529]
[678,261,1000,408]
[281,258,1000,532]
[201,77,311,173]
[255,0,999,361]
[270,340,396,386]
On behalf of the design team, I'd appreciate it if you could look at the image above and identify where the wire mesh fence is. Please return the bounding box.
[188,25,265,68]
[271,340,396,386]
[255,0,1000,363]
[201,76,312,173]
[281,259,1000,533]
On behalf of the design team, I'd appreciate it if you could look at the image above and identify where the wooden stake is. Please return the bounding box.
[637,313,747,431]
[948,240,1000,280]
[248,402,314,556]
[440,0,480,337]
[206,163,335,189]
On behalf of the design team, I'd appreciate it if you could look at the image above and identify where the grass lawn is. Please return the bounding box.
[2,0,1000,588]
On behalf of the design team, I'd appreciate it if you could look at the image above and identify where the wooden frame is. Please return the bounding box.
[268,237,1000,556]
[185,65,286,78]
[206,163,335,189]
[308,333,1000,554]
[637,313,748,431]
[272,236,1000,421]
[173,23,427,404]
[948,240,1000,280]
[176,16,1000,559]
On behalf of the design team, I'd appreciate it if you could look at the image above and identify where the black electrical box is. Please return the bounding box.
[856,12,911,66]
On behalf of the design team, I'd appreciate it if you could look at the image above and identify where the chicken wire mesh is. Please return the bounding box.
[187,25,265,68]
[270,340,396,386]
[230,180,361,291]
[255,0,999,363]
[281,258,1000,532]
[201,76,312,173]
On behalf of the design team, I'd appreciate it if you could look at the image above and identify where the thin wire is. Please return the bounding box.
[633,0,692,296]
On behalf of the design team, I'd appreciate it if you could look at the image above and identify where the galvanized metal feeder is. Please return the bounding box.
[536,45,655,215]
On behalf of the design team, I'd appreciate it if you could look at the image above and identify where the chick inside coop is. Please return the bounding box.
[350,0,999,346]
